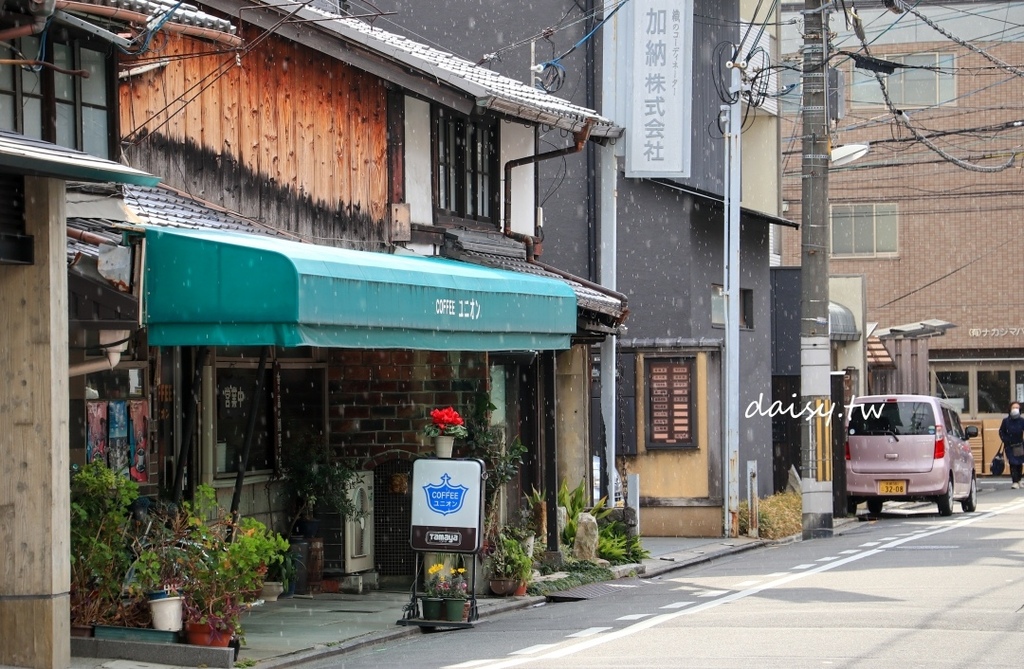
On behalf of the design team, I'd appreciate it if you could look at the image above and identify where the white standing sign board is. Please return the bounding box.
[410,458,484,554]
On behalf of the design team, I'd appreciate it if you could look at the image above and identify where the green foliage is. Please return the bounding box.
[558,478,612,547]
[597,529,628,563]
[280,430,361,531]
[70,462,140,626]
[178,485,289,639]
[488,531,533,581]
[463,391,527,536]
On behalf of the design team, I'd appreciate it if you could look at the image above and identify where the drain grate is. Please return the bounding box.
[546,583,621,602]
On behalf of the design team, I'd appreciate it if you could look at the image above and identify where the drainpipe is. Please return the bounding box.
[504,121,592,261]
[68,329,130,378]
[0,0,56,43]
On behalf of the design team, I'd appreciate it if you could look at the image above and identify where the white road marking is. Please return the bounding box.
[697,589,728,597]
[816,556,839,562]
[839,550,860,555]
[566,627,612,638]
[792,564,815,570]
[616,613,652,621]
[733,580,761,588]
[859,542,880,547]
[446,661,495,668]
[605,583,638,588]
[510,644,559,655]
[475,502,1024,669]
[659,601,693,609]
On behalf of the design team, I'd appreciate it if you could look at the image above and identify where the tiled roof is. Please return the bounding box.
[122,185,288,238]
[255,0,620,138]
[61,0,238,41]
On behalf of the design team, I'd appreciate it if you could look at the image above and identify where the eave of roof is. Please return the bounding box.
[219,0,621,139]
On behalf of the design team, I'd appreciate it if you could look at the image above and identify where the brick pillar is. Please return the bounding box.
[0,177,71,669]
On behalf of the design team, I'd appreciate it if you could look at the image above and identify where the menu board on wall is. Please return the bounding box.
[647,358,694,446]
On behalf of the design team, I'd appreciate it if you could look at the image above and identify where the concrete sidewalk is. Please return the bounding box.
[68,533,766,669]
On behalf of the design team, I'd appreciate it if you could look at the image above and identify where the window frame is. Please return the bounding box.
[711,284,754,329]
[213,349,328,479]
[830,202,898,258]
[644,356,696,450]
[432,106,499,226]
[0,34,116,158]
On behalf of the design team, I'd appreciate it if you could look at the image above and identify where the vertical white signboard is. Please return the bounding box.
[624,0,693,178]
[410,458,484,553]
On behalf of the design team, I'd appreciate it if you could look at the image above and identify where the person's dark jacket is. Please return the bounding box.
[999,414,1024,465]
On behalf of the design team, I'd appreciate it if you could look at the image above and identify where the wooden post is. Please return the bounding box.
[0,177,71,669]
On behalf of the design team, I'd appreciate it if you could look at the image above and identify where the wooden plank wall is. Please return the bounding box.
[119,29,389,249]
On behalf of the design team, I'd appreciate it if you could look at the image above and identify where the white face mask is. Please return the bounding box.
[1012,408,1021,418]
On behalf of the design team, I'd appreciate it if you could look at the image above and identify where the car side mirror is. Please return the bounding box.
[965,425,979,438]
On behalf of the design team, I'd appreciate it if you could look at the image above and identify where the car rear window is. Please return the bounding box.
[848,401,936,436]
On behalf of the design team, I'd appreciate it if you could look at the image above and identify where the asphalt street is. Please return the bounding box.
[316,484,1024,669]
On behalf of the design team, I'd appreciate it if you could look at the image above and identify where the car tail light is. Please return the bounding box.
[845,439,851,460]
[934,426,945,459]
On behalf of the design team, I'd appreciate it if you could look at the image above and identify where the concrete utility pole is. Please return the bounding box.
[800,0,834,539]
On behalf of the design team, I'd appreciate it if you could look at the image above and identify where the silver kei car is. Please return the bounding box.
[845,394,978,517]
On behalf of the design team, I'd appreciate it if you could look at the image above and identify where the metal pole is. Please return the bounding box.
[800,0,834,539]
[722,60,742,538]
[600,0,619,508]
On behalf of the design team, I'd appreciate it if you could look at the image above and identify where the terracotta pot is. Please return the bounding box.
[185,622,232,647]
[488,578,518,596]
[514,580,528,597]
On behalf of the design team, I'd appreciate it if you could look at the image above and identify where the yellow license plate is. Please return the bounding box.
[878,480,907,495]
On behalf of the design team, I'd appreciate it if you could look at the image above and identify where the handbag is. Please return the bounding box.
[992,446,1006,476]
[1012,443,1024,459]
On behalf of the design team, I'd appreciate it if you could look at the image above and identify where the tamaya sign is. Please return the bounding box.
[410,458,484,553]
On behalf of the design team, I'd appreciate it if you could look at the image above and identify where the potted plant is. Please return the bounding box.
[423,406,469,458]
[280,431,361,538]
[261,538,292,602]
[70,462,140,633]
[486,531,532,596]
[438,564,469,621]
[420,563,446,620]
[178,485,288,645]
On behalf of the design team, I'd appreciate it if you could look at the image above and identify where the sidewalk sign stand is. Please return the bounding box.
[398,457,485,630]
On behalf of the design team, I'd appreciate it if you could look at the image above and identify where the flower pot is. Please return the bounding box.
[148,595,183,632]
[185,622,232,647]
[514,580,528,597]
[433,435,455,458]
[420,597,443,620]
[488,578,518,596]
[443,598,467,622]
[261,581,284,602]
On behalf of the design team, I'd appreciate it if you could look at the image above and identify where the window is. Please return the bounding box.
[435,107,498,223]
[830,203,897,257]
[711,285,754,328]
[852,53,955,108]
[0,37,112,157]
[977,369,1010,415]
[215,360,326,476]
[934,370,969,414]
[645,357,695,449]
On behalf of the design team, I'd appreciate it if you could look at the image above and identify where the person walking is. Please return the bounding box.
[999,401,1024,488]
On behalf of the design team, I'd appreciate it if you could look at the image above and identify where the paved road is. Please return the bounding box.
[315,488,1024,669]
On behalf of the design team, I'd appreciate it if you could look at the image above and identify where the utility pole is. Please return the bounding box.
[800,0,834,539]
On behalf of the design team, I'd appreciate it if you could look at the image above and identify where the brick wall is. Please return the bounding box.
[779,38,1024,353]
[326,349,488,465]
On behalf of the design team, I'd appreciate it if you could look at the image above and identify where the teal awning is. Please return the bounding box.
[143,227,577,350]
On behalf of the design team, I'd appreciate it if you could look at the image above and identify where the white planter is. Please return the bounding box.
[149,595,183,632]
[261,581,284,602]
[434,435,454,458]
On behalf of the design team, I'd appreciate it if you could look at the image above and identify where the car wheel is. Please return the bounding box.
[937,476,954,516]
[867,498,884,515]
[961,475,977,513]
[845,497,859,515]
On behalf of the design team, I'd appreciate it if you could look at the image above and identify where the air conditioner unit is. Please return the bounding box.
[322,471,375,575]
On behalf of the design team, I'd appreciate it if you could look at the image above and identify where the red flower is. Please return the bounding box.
[425,407,468,438]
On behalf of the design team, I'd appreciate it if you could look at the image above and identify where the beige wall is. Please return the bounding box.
[830,275,867,397]
[624,352,723,537]
[556,346,590,496]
